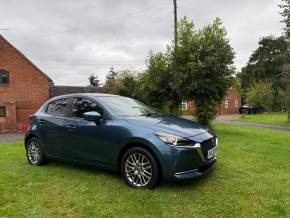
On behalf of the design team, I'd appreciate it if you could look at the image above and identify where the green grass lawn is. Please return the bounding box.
[1,125,290,217]
[233,112,290,127]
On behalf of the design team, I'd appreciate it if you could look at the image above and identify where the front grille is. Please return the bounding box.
[200,137,216,159]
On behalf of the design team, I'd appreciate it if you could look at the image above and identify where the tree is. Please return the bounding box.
[280,0,290,38]
[175,17,235,126]
[239,36,288,110]
[117,70,138,98]
[280,0,290,122]
[246,82,274,112]
[104,67,120,94]
[140,17,235,125]
[88,74,100,87]
[138,51,173,111]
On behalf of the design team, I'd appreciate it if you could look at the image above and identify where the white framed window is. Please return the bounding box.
[181,100,188,110]
[224,100,229,109]
[234,100,239,108]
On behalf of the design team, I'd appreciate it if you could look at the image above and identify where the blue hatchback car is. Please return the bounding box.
[25,93,217,188]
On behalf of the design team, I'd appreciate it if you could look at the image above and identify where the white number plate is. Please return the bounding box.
[207,147,217,159]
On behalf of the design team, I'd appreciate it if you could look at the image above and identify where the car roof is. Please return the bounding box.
[49,93,120,101]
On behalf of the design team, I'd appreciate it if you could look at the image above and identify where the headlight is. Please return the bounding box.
[154,131,193,147]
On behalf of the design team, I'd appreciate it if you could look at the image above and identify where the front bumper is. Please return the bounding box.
[173,159,216,180]
[157,134,217,181]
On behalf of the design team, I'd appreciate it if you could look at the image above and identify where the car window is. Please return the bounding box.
[46,98,71,117]
[99,96,158,117]
[72,97,107,119]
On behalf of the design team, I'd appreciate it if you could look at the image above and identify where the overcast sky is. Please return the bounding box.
[0,0,284,86]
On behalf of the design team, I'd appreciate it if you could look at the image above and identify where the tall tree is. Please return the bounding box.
[239,36,288,110]
[280,0,290,121]
[88,74,100,87]
[141,17,235,125]
[190,18,235,125]
[104,67,120,94]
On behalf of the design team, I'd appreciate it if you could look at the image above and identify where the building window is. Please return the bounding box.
[224,100,229,109]
[181,100,188,110]
[0,106,6,117]
[234,100,239,108]
[0,69,9,84]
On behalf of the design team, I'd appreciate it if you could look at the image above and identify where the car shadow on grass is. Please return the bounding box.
[41,159,216,190]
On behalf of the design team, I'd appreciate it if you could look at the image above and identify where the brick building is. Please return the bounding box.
[181,87,241,115]
[0,35,52,133]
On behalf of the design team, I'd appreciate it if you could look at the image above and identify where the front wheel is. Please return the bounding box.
[121,147,160,188]
[26,137,46,166]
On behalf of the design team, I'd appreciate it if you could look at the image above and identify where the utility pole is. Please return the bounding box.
[173,0,178,50]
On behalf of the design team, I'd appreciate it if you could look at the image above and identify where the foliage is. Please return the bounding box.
[280,0,290,38]
[175,18,235,126]
[279,0,290,122]
[281,65,290,122]
[117,70,138,98]
[104,67,120,94]
[137,51,173,111]
[239,36,288,111]
[245,82,274,112]
[104,68,139,99]
[88,74,100,87]
[141,17,235,125]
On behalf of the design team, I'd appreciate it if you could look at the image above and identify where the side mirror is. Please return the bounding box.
[83,111,101,122]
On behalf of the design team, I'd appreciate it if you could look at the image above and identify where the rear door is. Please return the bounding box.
[38,97,74,158]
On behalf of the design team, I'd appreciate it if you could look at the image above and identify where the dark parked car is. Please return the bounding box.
[25,93,217,188]
[239,104,264,114]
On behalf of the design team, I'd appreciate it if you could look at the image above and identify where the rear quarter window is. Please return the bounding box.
[46,98,71,117]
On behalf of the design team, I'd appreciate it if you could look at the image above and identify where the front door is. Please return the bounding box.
[64,97,115,165]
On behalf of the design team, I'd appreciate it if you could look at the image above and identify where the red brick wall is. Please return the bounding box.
[185,88,241,115]
[0,35,51,132]
[0,102,16,133]
[218,88,241,115]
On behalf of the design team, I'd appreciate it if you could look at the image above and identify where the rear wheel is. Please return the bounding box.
[26,137,45,165]
[121,147,159,188]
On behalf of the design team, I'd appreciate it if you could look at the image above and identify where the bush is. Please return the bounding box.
[246,82,274,112]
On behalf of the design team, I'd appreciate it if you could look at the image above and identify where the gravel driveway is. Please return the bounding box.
[0,132,24,144]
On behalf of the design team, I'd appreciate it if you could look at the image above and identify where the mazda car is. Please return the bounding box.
[25,93,217,188]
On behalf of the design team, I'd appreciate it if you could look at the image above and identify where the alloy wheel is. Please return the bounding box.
[125,152,152,187]
[27,140,41,165]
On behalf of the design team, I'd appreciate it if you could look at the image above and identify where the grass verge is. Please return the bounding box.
[233,112,290,127]
[0,124,290,217]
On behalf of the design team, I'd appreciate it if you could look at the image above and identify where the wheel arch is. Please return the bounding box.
[24,134,39,148]
[117,142,163,180]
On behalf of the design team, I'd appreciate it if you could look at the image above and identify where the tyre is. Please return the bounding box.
[121,147,160,189]
[26,137,46,166]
